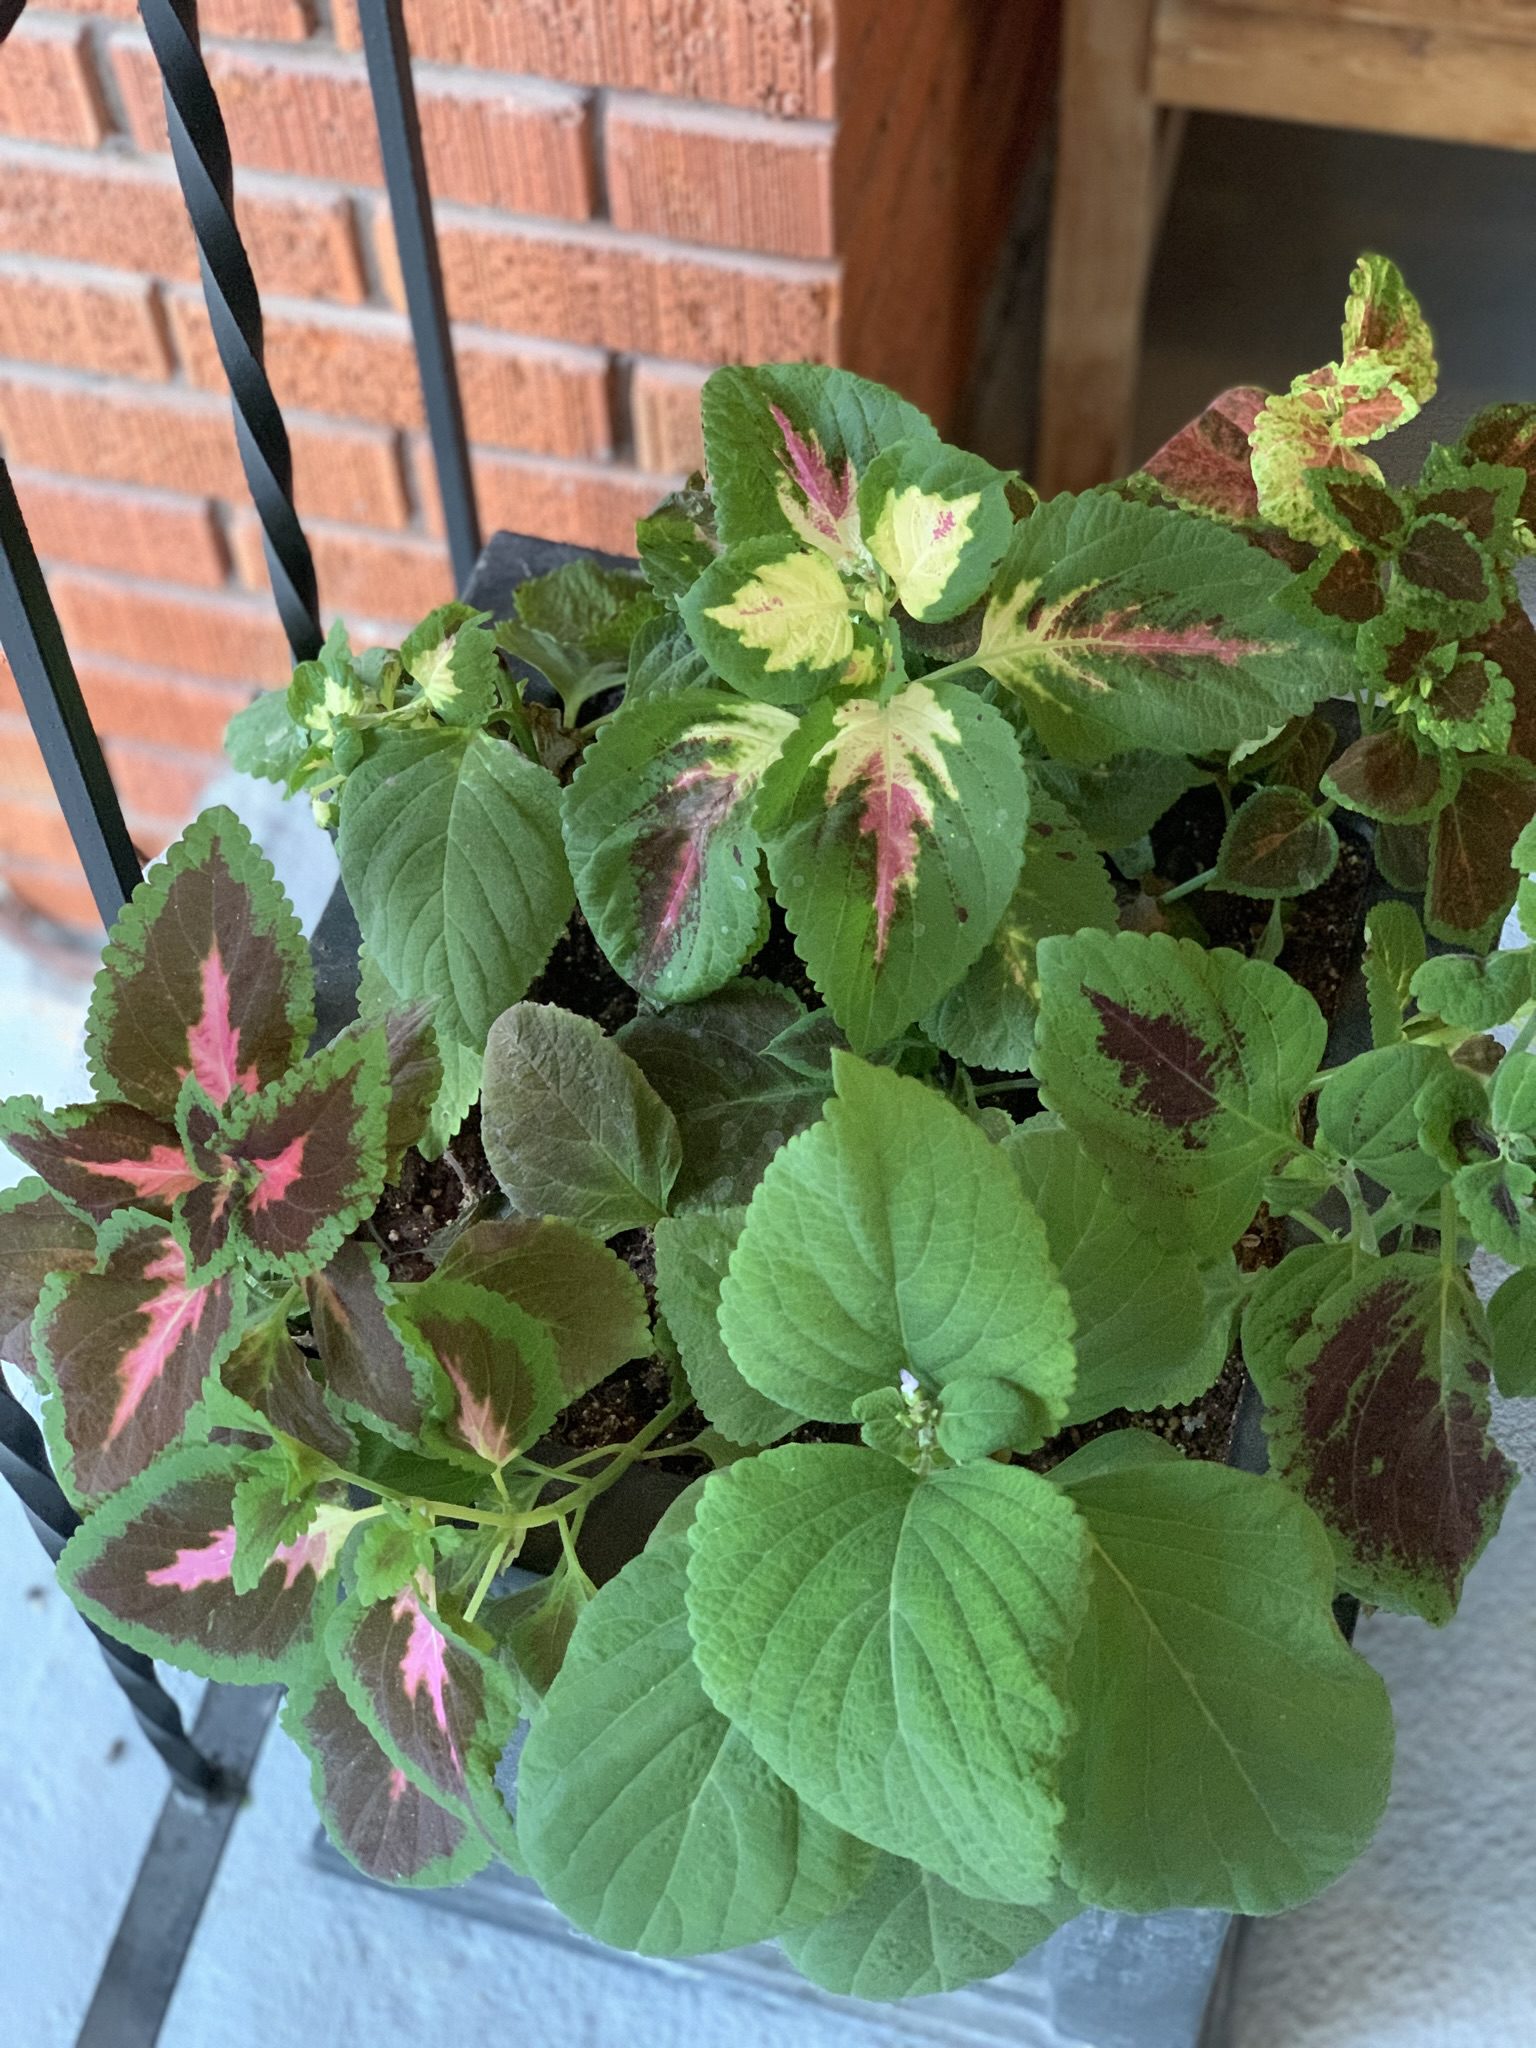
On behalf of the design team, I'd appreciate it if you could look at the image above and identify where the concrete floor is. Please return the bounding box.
[4,110,1536,2048]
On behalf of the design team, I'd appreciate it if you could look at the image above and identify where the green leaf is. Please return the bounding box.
[686,1444,1087,1904]
[480,1003,681,1233]
[1003,1123,1214,1422]
[1362,900,1426,1046]
[1054,1448,1393,1912]
[231,1454,326,1596]
[757,680,1029,1052]
[389,1276,563,1470]
[782,1852,1075,2001]
[653,1206,798,1444]
[700,362,936,555]
[1029,750,1203,851]
[680,537,868,706]
[486,1559,593,1707]
[1214,785,1339,900]
[399,603,499,725]
[562,688,792,1002]
[519,1531,870,1955]
[337,729,574,1050]
[348,1512,436,1607]
[924,787,1117,1072]
[857,437,1013,622]
[622,613,717,703]
[1033,930,1326,1261]
[617,981,828,1206]
[1487,1266,1536,1396]
[973,492,1343,762]
[1315,1044,1452,1203]
[224,689,310,786]
[513,560,659,660]
[1427,760,1536,950]
[1411,949,1535,1031]
[718,1055,1075,1441]
[635,487,719,602]
[1323,725,1458,828]
[1244,1250,1516,1622]
[435,1217,650,1402]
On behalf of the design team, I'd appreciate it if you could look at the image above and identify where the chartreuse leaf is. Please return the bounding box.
[718,1057,1075,1443]
[388,1277,562,1471]
[972,492,1341,762]
[1342,252,1437,403]
[327,1581,520,1854]
[348,1513,436,1609]
[618,981,827,1206]
[1487,1267,1536,1396]
[1314,1045,1452,1204]
[1427,761,1536,950]
[399,604,499,725]
[924,787,1117,1072]
[1362,900,1426,1046]
[1251,348,1420,548]
[1003,1123,1214,1423]
[230,1456,334,1597]
[480,1004,681,1233]
[338,729,573,1051]
[680,537,868,706]
[783,1854,1075,2001]
[85,807,313,1120]
[1053,1437,1393,1913]
[1215,786,1338,900]
[757,680,1027,1052]
[435,1217,650,1402]
[306,1239,431,1446]
[561,687,793,1002]
[1411,949,1536,1031]
[283,1664,492,1889]
[700,362,935,556]
[856,437,1013,621]
[519,1531,869,1956]
[1244,1251,1515,1622]
[0,1097,197,1225]
[653,1206,798,1445]
[688,1445,1084,1905]
[58,1444,351,1681]
[0,1178,94,1372]
[34,1219,240,1506]
[1033,931,1326,1261]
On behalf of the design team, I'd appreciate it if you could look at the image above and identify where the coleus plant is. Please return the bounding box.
[3,269,1533,2001]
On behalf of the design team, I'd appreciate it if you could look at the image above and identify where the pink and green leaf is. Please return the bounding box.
[34,1218,240,1505]
[856,437,1014,622]
[58,1444,344,1680]
[283,1668,493,1888]
[1139,386,1267,521]
[0,1097,198,1223]
[306,1238,432,1445]
[1245,1251,1513,1623]
[85,807,313,1121]
[0,1178,97,1373]
[757,679,1028,1052]
[388,1277,563,1471]
[973,491,1346,761]
[337,998,442,1181]
[562,687,795,1003]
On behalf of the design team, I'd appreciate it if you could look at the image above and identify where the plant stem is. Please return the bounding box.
[1160,865,1218,905]
[972,1077,1039,1099]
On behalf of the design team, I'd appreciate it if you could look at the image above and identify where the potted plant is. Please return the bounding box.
[3,254,1533,2011]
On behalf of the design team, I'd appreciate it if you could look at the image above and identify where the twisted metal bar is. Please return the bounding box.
[137,0,323,663]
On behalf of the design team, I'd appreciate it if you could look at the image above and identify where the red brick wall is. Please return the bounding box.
[0,0,1052,929]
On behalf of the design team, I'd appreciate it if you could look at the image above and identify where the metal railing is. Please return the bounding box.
[0,0,480,1803]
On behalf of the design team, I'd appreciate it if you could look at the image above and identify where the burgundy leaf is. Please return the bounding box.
[1428,762,1536,948]
[306,1238,430,1443]
[219,1312,356,1465]
[0,1180,96,1374]
[1141,386,1266,520]
[1,1098,198,1223]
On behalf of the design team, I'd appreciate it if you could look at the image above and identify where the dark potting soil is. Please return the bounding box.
[367,1106,500,1283]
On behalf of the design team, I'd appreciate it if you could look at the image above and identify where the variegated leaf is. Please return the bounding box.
[973,492,1342,761]
[562,687,795,1002]
[85,807,313,1120]
[1214,786,1339,900]
[0,1179,95,1373]
[400,604,499,725]
[680,537,872,706]
[216,1309,356,1465]
[59,1444,351,1680]
[757,680,1028,1051]
[1251,358,1418,546]
[0,1097,197,1223]
[35,1217,239,1505]
[1460,402,1536,536]
[1139,385,1267,520]
[856,437,1013,622]
[1427,760,1536,950]
[1341,252,1437,405]
[389,1276,562,1471]
[306,1238,432,1445]
[1322,724,1459,824]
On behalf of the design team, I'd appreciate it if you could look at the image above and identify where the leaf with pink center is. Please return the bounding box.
[85,806,313,1122]
[284,1668,493,1888]
[0,1097,199,1224]
[387,1277,562,1472]
[58,1444,347,1680]
[0,1178,97,1375]
[218,1032,390,1278]
[562,687,796,1003]
[1140,386,1268,520]
[327,1582,520,1837]
[974,492,1345,762]
[756,679,1028,1052]
[700,363,936,556]
[305,1238,432,1445]
[33,1216,240,1505]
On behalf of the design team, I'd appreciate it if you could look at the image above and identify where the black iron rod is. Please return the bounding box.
[0,460,141,925]
[356,0,482,590]
[137,0,322,663]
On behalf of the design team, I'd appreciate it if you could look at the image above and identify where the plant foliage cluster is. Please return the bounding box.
[3,255,1534,2000]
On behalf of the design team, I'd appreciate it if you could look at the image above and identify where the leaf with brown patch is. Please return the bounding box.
[1323,726,1458,826]
[1427,761,1536,949]
[1214,786,1339,899]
